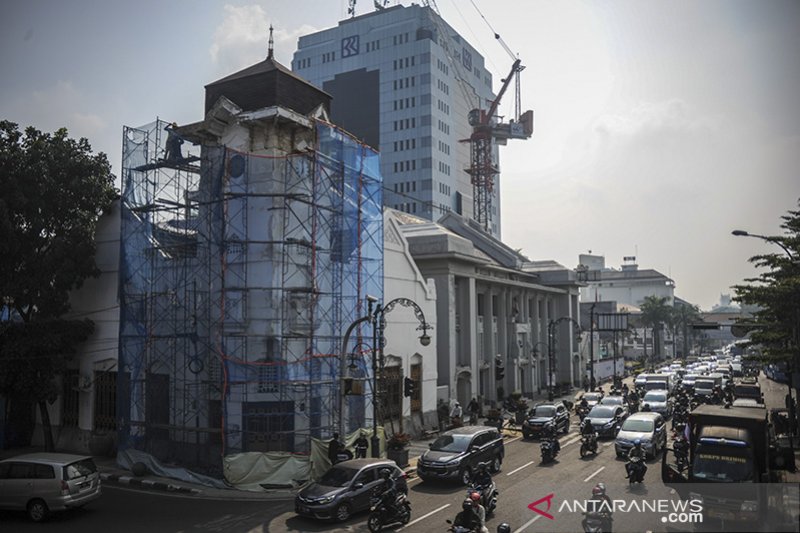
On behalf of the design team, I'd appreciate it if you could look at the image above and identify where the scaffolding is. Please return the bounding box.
[119,118,382,475]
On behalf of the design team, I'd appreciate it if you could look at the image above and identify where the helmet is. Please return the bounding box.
[592,482,606,496]
[379,468,392,479]
[470,491,482,502]
[476,462,487,472]
[642,403,651,411]
[462,499,473,511]
[634,439,642,447]
[497,524,512,533]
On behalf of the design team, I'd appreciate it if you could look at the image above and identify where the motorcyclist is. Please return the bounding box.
[621,383,629,401]
[641,403,651,412]
[328,432,344,464]
[354,434,369,459]
[453,493,488,533]
[377,468,400,515]
[577,396,589,419]
[581,482,613,531]
[626,439,647,480]
[580,418,597,451]
[468,397,481,425]
[542,421,560,455]
[470,463,494,510]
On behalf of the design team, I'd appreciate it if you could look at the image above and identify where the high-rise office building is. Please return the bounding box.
[293,4,504,237]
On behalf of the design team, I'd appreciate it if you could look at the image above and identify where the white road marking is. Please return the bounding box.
[583,466,605,482]
[506,460,535,476]
[399,503,450,530]
[560,436,581,448]
[514,514,541,533]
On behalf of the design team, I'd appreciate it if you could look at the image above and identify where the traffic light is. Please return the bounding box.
[495,356,505,380]
[403,377,417,397]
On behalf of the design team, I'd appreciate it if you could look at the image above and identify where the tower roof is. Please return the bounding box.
[205,56,331,116]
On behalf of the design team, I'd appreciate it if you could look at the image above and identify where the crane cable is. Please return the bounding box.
[468,0,516,60]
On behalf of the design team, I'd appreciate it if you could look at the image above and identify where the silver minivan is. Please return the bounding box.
[0,453,101,522]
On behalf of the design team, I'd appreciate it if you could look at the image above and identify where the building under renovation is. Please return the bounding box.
[119,50,383,474]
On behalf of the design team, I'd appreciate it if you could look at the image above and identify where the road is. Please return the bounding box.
[1,372,795,532]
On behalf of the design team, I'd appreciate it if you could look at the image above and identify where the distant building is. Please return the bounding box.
[293,4,506,237]
[578,254,675,307]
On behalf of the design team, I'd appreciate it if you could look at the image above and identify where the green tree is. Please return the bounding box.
[640,295,672,363]
[670,302,702,358]
[0,121,116,450]
[732,199,800,369]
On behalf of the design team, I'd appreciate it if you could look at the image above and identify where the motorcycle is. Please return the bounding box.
[445,519,478,533]
[582,511,613,533]
[626,456,646,484]
[672,432,689,473]
[576,405,590,421]
[627,398,639,415]
[579,432,598,457]
[367,492,411,532]
[468,482,498,516]
[540,437,559,463]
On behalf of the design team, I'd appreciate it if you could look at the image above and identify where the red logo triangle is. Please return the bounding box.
[528,493,555,520]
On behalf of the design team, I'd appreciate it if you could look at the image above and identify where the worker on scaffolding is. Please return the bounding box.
[164,122,184,163]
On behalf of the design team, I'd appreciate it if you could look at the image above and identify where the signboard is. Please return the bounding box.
[596,313,629,332]
[341,35,360,58]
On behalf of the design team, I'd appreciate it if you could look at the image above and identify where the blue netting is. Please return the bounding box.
[119,118,382,475]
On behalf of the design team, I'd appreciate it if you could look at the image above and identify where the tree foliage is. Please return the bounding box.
[0,121,117,449]
[0,120,117,321]
[732,199,800,364]
[640,295,671,358]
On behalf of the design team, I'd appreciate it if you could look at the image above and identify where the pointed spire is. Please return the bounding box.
[267,24,274,59]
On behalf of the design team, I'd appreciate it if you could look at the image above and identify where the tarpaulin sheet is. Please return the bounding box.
[117,448,229,489]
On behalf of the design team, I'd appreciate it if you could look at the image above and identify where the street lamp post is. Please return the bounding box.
[339,296,432,457]
[547,317,582,401]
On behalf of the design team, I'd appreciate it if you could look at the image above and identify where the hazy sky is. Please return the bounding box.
[2,0,798,310]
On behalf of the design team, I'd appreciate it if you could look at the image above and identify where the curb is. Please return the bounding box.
[100,472,203,495]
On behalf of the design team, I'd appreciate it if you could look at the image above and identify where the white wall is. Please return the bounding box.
[383,211,438,432]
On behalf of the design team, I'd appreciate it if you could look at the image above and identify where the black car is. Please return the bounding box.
[295,459,407,522]
[584,404,627,438]
[522,402,570,439]
[417,426,504,485]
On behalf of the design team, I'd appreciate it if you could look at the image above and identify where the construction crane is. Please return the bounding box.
[466,58,533,231]
[421,0,533,232]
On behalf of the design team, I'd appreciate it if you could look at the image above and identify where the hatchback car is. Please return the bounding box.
[417,426,504,484]
[295,458,407,522]
[615,412,667,459]
[0,453,101,522]
[521,402,570,439]
[584,405,627,438]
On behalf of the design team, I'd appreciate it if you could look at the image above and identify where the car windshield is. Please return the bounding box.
[621,418,654,432]
[430,434,472,452]
[319,466,359,487]
[601,397,622,405]
[692,445,754,482]
[695,381,714,390]
[584,394,601,402]
[588,406,615,418]
[533,406,556,417]
[643,392,667,402]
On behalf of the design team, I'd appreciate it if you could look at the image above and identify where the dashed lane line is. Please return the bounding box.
[398,503,450,530]
[514,514,542,533]
[583,466,605,482]
[506,460,535,476]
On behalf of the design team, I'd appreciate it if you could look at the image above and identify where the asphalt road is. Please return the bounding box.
[2,372,796,532]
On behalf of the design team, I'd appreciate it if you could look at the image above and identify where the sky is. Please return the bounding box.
[2,0,798,311]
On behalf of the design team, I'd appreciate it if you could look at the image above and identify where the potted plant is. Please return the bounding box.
[386,432,411,467]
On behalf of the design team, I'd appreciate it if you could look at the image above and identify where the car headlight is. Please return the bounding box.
[741,501,758,512]
[317,495,335,504]
[603,420,616,427]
